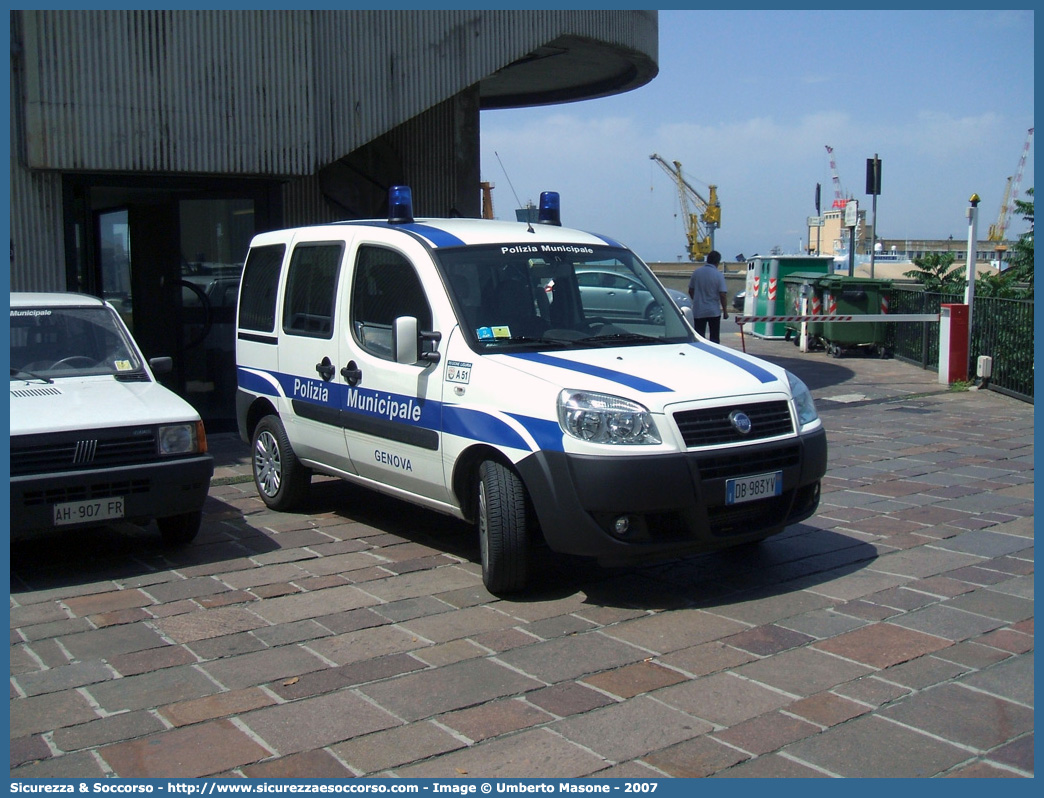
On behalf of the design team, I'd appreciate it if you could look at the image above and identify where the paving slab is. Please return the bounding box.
[9,335,1033,778]
[781,714,969,777]
[879,682,1034,750]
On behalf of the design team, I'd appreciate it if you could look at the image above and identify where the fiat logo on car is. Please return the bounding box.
[729,410,752,435]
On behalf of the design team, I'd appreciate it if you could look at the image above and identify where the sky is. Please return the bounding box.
[479,9,1035,263]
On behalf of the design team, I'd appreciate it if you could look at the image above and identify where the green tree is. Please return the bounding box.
[904,251,963,294]
[1005,187,1033,292]
[976,187,1033,298]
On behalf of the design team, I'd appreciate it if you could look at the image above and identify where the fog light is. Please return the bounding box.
[613,516,631,536]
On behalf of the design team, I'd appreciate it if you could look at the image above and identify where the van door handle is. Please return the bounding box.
[340,360,362,386]
[316,357,335,381]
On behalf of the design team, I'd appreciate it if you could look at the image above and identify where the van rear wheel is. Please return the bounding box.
[252,415,310,511]
[477,460,530,594]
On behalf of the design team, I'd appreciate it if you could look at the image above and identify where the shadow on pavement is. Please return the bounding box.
[11,464,876,612]
[8,498,281,595]
[263,479,878,612]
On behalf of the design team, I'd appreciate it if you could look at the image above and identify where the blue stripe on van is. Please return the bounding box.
[395,223,467,248]
[506,352,673,394]
[688,341,779,384]
[589,232,626,249]
[240,367,551,451]
[507,414,565,452]
[238,367,281,397]
[331,220,467,248]
[442,406,531,451]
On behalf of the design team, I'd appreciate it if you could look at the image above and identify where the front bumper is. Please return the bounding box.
[10,455,214,540]
[516,428,827,565]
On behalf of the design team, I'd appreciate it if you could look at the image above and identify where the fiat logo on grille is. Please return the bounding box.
[728,410,752,435]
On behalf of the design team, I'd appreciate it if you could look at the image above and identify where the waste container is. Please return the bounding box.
[747,256,832,339]
[782,271,828,348]
[818,275,893,357]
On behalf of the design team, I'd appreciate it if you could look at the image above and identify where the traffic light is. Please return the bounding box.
[866,156,882,195]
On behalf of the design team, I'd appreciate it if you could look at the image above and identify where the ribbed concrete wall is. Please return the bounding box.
[9,10,656,292]
[9,12,65,291]
[17,10,656,176]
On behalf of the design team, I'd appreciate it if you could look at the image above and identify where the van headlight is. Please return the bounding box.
[558,390,661,445]
[158,421,207,455]
[787,371,819,427]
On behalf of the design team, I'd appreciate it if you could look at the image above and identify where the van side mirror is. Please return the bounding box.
[682,307,694,326]
[149,356,173,375]
[393,317,442,365]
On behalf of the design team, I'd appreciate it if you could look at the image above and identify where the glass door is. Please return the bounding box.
[97,209,133,332]
[178,198,256,431]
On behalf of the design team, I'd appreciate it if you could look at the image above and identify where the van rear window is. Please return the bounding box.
[238,245,285,332]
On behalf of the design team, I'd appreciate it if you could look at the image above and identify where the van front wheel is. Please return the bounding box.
[477,460,530,594]
[252,415,310,511]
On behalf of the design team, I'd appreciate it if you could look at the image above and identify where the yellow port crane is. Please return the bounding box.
[650,153,721,261]
[987,127,1034,242]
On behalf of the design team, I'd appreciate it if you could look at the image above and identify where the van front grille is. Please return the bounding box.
[674,400,793,447]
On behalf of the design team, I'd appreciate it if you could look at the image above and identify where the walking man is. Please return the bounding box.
[687,250,729,343]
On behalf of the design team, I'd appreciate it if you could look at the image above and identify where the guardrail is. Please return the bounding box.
[888,289,1033,402]
[733,314,938,324]
[733,313,939,355]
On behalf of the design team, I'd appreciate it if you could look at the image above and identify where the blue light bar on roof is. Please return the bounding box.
[388,186,414,224]
[538,191,561,226]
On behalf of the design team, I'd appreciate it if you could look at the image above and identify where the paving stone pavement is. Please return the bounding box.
[10,330,1033,778]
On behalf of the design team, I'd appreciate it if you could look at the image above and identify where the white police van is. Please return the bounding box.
[235,188,827,593]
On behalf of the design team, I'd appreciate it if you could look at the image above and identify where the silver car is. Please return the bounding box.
[577,269,690,324]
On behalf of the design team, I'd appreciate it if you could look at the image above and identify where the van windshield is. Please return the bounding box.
[10,305,144,381]
[435,244,694,350]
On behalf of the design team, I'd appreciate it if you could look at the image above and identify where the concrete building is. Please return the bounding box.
[9,10,658,429]
[809,210,1012,266]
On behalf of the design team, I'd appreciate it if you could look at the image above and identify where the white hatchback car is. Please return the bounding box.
[9,292,214,545]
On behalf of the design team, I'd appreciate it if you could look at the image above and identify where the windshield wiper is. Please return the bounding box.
[483,335,576,347]
[575,333,662,346]
[10,367,54,384]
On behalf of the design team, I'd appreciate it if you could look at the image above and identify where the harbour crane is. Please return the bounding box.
[824,145,850,209]
[987,127,1034,242]
[649,154,721,261]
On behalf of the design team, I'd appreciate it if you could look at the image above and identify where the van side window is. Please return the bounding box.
[238,244,285,332]
[352,245,432,360]
[283,243,343,339]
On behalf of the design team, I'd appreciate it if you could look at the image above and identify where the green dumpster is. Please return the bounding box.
[782,271,829,348]
[819,275,893,357]
[747,256,832,339]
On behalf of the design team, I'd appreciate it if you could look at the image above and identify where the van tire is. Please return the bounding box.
[477,460,529,594]
[252,415,310,511]
[157,511,202,546]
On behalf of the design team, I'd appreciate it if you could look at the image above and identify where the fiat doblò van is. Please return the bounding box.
[235,188,827,593]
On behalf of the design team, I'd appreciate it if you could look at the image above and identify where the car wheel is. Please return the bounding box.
[477,460,530,594]
[157,511,202,546]
[252,415,310,511]
[644,302,665,325]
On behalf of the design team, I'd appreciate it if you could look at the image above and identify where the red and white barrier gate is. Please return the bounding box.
[731,312,941,355]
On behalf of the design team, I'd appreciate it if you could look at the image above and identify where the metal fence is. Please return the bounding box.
[887,287,1033,403]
